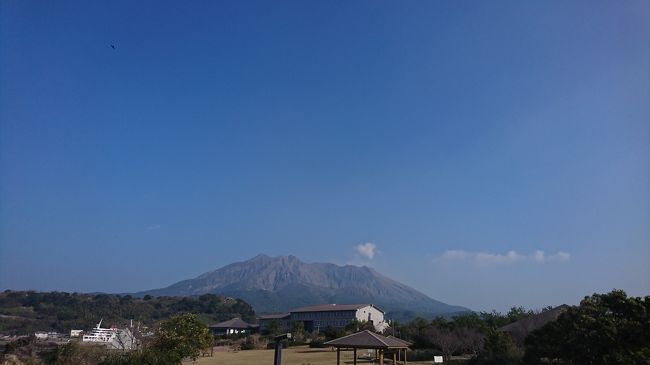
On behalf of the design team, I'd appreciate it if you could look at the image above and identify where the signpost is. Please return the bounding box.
[273,333,292,365]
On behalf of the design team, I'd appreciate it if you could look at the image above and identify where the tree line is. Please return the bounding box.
[389,289,649,364]
[2,289,647,364]
[0,290,255,335]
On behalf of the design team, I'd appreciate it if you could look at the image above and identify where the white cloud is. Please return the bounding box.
[475,250,525,265]
[355,242,377,260]
[435,249,570,266]
[441,250,470,260]
[555,251,571,262]
[532,250,571,263]
[146,224,161,230]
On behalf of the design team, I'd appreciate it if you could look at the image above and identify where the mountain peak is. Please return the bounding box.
[138,254,470,317]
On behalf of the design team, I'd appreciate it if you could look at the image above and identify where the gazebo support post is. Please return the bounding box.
[405,348,408,364]
[336,348,340,365]
[379,349,384,365]
[353,348,357,365]
[393,350,397,365]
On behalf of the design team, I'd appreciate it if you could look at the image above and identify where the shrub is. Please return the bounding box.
[309,339,326,348]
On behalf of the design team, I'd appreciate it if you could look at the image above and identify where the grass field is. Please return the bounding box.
[188,346,436,365]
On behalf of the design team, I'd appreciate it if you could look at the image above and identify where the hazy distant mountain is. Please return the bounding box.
[136,254,470,318]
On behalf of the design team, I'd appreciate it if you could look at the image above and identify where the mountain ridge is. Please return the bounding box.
[136,254,470,318]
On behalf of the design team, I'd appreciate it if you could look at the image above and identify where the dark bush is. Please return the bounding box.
[309,339,326,348]
[240,342,256,350]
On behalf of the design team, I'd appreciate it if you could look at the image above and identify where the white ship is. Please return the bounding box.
[82,319,119,343]
[81,319,136,350]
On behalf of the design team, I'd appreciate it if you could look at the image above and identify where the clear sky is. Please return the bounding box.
[1,0,648,312]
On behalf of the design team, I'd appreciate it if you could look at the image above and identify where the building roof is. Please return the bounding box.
[258,313,291,320]
[291,303,384,314]
[386,335,412,346]
[498,305,569,345]
[324,330,410,349]
[209,318,257,329]
[498,305,569,334]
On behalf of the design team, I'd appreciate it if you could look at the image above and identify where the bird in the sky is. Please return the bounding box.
[110,44,116,50]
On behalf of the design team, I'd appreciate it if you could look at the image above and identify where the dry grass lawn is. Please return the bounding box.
[188,346,433,365]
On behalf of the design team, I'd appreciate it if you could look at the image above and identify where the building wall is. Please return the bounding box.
[259,305,389,333]
[355,305,388,332]
[259,317,291,333]
[292,309,358,330]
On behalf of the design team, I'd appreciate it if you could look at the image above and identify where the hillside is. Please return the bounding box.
[137,254,469,317]
[0,291,255,335]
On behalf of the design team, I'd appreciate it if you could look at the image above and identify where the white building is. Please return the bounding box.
[34,332,63,340]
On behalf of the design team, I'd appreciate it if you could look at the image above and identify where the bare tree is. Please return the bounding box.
[427,327,463,361]
[456,327,484,357]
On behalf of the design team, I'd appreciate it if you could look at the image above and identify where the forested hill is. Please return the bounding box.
[0,291,255,335]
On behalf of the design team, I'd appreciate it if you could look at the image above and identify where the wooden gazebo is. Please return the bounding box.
[208,318,258,335]
[324,330,411,365]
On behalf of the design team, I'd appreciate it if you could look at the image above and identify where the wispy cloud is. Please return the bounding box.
[475,250,525,265]
[435,249,570,266]
[146,224,162,230]
[533,250,570,263]
[355,242,377,260]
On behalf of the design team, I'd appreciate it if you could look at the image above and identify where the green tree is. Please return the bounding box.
[470,329,522,365]
[505,307,531,323]
[291,320,306,342]
[52,342,106,365]
[344,319,375,332]
[264,319,282,337]
[152,313,213,362]
[322,326,346,341]
[99,348,181,365]
[525,290,650,365]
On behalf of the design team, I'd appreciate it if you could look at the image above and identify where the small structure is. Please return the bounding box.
[208,318,258,335]
[34,332,63,340]
[324,330,411,365]
[70,330,83,337]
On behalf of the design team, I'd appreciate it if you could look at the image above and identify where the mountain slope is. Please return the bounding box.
[137,255,470,317]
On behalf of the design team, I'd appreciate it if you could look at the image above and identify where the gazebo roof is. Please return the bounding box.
[324,330,411,349]
[386,335,412,347]
[209,318,257,329]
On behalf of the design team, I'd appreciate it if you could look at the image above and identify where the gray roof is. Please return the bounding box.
[498,305,569,334]
[209,318,257,329]
[386,335,412,346]
[258,313,291,320]
[291,303,384,314]
[324,330,410,349]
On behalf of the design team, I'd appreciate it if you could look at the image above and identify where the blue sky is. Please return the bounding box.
[1,0,648,312]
